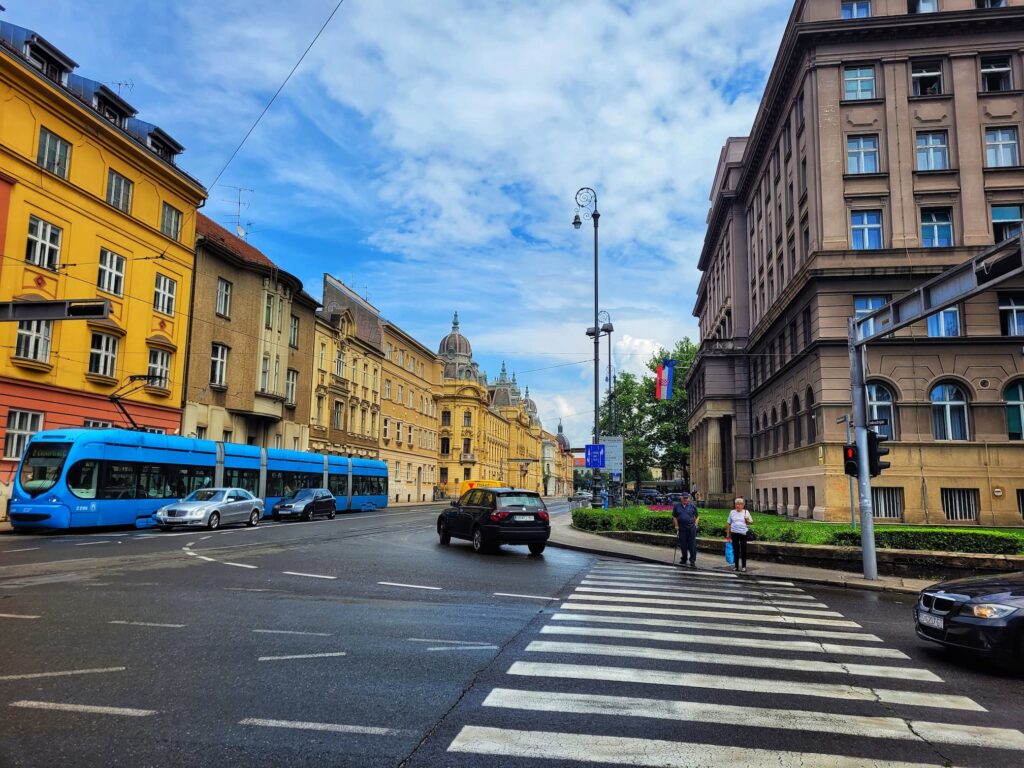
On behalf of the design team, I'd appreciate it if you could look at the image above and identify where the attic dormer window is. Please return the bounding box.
[95,96,126,127]
[25,44,69,86]
[148,137,174,162]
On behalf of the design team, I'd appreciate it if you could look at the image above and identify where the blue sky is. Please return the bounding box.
[5,0,790,446]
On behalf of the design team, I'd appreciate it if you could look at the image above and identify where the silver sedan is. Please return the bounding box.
[155,487,264,531]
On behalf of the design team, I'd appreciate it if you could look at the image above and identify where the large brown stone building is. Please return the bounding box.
[688,0,1024,526]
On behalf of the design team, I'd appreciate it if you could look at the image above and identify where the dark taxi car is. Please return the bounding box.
[437,487,550,554]
[272,488,336,521]
[915,571,1024,663]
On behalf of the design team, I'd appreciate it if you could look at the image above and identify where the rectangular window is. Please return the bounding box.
[854,296,885,338]
[992,204,1023,241]
[84,419,113,429]
[463,411,472,427]
[161,203,182,240]
[1018,488,1024,519]
[977,0,1007,7]
[915,131,949,171]
[216,278,232,317]
[260,355,270,392]
[264,295,274,329]
[850,210,883,249]
[37,127,70,178]
[843,66,875,100]
[15,320,52,362]
[107,169,133,213]
[384,380,391,399]
[927,306,961,337]
[147,348,170,389]
[911,60,943,96]
[921,208,953,247]
[88,332,119,378]
[97,248,126,296]
[315,396,324,426]
[333,401,343,429]
[211,344,229,387]
[408,425,414,444]
[335,350,345,378]
[847,135,879,174]
[153,274,176,315]
[998,295,1024,336]
[285,369,297,404]
[841,0,871,17]
[383,419,390,440]
[872,487,904,519]
[981,56,1012,92]
[3,409,43,459]
[941,488,979,522]
[911,0,938,11]
[26,215,62,271]
[289,315,299,348]
[986,127,1019,167]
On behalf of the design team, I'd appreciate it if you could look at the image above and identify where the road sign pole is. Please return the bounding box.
[849,319,878,581]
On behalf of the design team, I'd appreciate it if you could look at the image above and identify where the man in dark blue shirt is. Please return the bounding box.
[671,491,700,567]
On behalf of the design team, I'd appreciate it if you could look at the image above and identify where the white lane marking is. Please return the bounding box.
[253,629,333,637]
[282,571,337,580]
[184,551,198,557]
[539,625,907,659]
[0,613,40,620]
[408,638,497,645]
[594,566,797,587]
[581,578,812,599]
[224,588,271,592]
[258,652,347,662]
[494,592,557,601]
[568,593,840,617]
[240,717,399,736]
[575,586,825,608]
[551,612,882,642]
[74,541,112,546]
[109,621,185,629]
[223,562,258,569]
[483,688,1024,751]
[200,536,212,541]
[198,555,216,562]
[448,725,943,767]
[525,640,938,682]
[507,662,983,711]
[0,667,125,682]
[9,700,156,717]
[1,547,40,553]
[378,581,441,590]
[562,602,860,628]
[426,645,499,652]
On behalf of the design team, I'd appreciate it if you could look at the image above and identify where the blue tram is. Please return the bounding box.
[9,428,388,530]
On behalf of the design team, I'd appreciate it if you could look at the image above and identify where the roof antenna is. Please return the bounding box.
[218,185,254,239]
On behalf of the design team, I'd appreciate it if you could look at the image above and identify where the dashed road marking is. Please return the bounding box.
[1,548,40,553]
[282,571,337,580]
[0,613,40,620]
[253,629,333,637]
[494,592,557,600]
[223,562,258,569]
[240,717,400,736]
[0,667,125,682]
[9,700,157,717]
[258,652,347,662]
[378,581,441,590]
[109,621,185,629]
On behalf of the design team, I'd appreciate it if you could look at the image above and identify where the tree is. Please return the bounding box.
[600,371,656,490]
[647,338,698,484]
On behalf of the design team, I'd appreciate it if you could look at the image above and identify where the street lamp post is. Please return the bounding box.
[598,310,614,433]
[573,187,600,508]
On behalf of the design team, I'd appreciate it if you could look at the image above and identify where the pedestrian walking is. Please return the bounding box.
[726,497,753,572]
[671,491,700,568]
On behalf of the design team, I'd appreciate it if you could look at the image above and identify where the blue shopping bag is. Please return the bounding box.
[724,541,735,565]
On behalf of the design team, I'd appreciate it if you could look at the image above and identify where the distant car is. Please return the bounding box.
[272,488,336,521]
[569,490,592,502]
[438,487,550,554]
[915,571,1024,663]
[155,488,263,531]
[637,490,659,504]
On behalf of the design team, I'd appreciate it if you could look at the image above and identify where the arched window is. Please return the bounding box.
[781,402,790,451]
[1005,381,1024,441]
[866,382,895,439]
[771,408,779,454]
[930,382,969,441]
[792,395,802,447]
[805,387,817,443]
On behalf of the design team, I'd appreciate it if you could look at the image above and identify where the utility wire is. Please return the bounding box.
[208,0,348,189]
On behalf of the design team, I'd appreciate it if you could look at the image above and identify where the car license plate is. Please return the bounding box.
[514,514,534,522]
[918,612,944,630]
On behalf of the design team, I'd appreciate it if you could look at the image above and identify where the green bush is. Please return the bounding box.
[634,513,676,535]
[572,509,614,531]
[828,529,1020,555]
[776,528,800,543]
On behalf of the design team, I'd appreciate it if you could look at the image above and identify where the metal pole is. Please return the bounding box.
[848,318,877,580]
[847,419,857,530]
[592,210,601,507]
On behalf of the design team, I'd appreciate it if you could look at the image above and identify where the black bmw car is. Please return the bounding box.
[915,571,1024,662]
[437,487,550,554]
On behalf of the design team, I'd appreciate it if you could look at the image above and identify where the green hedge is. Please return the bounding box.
[829,529,1021,555]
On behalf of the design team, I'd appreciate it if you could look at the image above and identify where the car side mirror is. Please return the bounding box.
[450,500,458,507]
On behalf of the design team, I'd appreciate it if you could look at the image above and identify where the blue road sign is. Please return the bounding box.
[585,444,605,469]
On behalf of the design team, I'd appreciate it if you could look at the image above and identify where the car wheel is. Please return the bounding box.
[438,519,451,546]
[472,526,486,553]
[328,508,336,520]
[272,513,280,522]
[303,507,314,522]
[158,525,171,532]
[247,509,260,527]
[528,542,546,555]
[207,512,220,531]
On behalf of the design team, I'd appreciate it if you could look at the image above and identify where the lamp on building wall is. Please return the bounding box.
[573,187,601,508]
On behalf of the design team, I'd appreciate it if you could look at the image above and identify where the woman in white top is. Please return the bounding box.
[726,497,753,572]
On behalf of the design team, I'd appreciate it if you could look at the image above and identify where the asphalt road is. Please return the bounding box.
[2,503,1022,768]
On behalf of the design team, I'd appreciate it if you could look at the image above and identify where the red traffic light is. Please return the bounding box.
[843,443,859,477]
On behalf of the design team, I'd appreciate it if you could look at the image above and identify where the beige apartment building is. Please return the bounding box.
[182,215,316,449]
[688,0,1024,526]
[379,322,442,502]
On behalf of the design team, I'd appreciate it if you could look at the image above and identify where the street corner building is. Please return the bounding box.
[0,20,206,516]
[687,0,1024,526]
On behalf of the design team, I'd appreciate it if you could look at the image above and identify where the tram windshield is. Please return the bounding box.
[19,442,70,497]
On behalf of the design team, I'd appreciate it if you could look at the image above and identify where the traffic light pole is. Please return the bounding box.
[848,318,878,581]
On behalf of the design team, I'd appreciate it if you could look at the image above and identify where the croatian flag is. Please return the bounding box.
[655,359,677,400]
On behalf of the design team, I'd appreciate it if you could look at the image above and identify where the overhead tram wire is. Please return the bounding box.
[208,0,348,190]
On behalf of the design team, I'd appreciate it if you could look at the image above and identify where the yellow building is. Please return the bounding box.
[0,22,205,512]
[542,422,573,497]
[379,322,442,503]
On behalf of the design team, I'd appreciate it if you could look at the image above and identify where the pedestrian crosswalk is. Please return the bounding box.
[441,559,1024,766]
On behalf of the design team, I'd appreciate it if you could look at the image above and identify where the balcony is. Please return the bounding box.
[460,452,476,464]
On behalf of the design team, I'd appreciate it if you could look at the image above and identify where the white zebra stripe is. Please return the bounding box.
[561,602,861,628]
[575,585,826,608]
[581,578,813,599]
[567,593,841,617]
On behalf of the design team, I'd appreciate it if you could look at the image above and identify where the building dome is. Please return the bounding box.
[438,311,472,356]
[523,386,538,415]
[556,420,570,451]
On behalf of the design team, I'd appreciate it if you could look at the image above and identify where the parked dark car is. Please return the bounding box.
[915,571,1024,663]
[636,489,659,505]
[437,487,550,554]
[272,488,336,521]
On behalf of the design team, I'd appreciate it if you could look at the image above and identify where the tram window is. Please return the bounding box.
[100,463,137,500]
[224,468,259,494]
[328,473,348,497]
[353,475,386,496]
[68,460,99,499]
[169,465,214,497]
[266,471,285,496]
[138,464,173,499]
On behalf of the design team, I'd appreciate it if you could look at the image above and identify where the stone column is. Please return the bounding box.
[707,417,723,496]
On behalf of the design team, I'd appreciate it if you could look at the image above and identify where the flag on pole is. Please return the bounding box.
[655,359,677,400]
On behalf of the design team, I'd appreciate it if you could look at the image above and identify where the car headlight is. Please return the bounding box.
[964,604,1018,620]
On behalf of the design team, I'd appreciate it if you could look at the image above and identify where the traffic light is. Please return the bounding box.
[843,444,859,477]
[867,430,891,477]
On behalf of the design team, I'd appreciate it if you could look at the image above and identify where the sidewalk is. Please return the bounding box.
[547,512,932,595]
